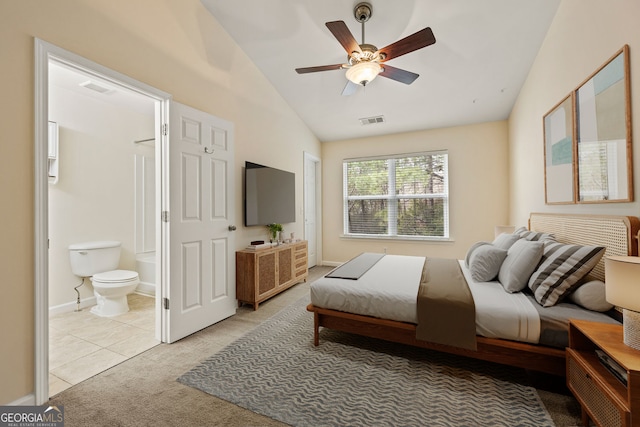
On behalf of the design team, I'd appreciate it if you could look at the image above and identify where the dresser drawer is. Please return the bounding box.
[568,353,626,427]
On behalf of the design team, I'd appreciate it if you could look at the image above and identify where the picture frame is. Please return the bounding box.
[575,45,633,203]
[543,94,576,204]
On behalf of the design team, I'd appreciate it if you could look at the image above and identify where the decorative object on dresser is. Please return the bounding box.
[236,241,308,310]
[605,256,640,350]
[567,319,640,427]
[266,223,283,243]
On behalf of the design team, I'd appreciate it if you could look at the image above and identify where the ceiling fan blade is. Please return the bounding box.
[295,64,344,74]
[379,27,436,62]
[379,64,419,85]
[341,80,359,96]
[326,21,362,55]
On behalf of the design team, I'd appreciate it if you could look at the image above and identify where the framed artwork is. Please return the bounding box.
[575,45,633,203]
[543,94,575,204]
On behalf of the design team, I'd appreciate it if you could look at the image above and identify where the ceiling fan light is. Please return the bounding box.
[346,62,381,86]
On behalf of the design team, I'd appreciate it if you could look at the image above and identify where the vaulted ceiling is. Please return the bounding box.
[201,0,560,142]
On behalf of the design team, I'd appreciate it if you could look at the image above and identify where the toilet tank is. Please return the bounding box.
[68,241,121,277]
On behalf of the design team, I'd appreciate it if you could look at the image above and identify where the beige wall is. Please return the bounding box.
[321,121,510,264]
[509,0,640,225]
[0,0,320,404]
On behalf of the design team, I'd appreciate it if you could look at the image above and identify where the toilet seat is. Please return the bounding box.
[92,269,139,284]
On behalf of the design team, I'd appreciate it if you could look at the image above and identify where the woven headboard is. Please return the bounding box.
[529,213,640,282]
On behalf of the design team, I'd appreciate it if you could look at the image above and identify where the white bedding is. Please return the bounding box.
[310,255,541,344]
[310,255,424,323]
[460,260,540,343]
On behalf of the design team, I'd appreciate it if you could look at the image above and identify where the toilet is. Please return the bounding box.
[68,241,140,317]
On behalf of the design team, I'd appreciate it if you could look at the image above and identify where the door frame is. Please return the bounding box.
[34,38,171,405]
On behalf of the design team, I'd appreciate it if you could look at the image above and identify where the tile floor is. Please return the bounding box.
[49,293,159,397]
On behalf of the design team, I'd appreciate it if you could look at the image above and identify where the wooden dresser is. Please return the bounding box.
[236,240,308,310]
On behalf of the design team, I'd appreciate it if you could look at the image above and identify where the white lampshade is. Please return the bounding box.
[605,256,640,350]
[605,256,640,311]
[345,62,381,86]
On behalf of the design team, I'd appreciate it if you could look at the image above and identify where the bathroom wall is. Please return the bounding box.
[48,79,155,310]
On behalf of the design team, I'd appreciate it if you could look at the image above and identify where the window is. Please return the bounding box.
[343,151,449,239]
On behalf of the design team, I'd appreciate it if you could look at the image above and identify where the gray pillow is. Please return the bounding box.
[492,233,520,251]
[464,241,490,268]
[469,245,508,282]
[529,243,605,307]
[498,240,544,293]
[568,280,614,312]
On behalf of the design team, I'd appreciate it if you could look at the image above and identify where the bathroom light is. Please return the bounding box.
[346,62,382,86]
[605,256,640,350]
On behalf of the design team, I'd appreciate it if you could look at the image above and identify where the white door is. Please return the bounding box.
[304,153,319,267]
[163,101,236,343]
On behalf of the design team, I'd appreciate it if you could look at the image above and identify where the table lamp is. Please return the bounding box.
[605,256,640,350]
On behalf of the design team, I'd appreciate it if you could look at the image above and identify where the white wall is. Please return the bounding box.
[322,121,510,263]
[48,83,154,308]
[509,0,640,226]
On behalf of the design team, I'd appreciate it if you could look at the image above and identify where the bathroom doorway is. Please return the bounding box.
[46,60,160,397]
[34,40,170,404]
[35,39,237,405]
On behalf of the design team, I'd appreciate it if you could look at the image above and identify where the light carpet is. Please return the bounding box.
[178,296,556,427]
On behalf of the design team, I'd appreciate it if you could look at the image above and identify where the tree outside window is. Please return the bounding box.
[343,152,449,239]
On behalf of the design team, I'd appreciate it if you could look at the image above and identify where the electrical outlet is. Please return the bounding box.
[383,247,387,254]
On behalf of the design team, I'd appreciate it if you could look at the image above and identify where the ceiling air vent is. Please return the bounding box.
[359,115,385,126]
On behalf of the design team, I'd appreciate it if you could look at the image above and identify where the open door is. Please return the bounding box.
[162,101,236,343]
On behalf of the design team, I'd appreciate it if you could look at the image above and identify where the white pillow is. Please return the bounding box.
[568,280,614,312]
[498,240,544,293]
[468,245,508,282]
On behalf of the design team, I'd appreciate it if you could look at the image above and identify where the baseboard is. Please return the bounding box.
[136,282,156,296]
[48,296,97,316]
[7,393,35,406]
[322,260,342,267]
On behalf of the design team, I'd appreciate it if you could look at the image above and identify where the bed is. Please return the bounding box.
[307,213,640,376]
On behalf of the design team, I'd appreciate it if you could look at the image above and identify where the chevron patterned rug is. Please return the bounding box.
[178,297,555,427]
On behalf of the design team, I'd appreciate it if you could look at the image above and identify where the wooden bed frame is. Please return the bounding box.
[307,213,640,377]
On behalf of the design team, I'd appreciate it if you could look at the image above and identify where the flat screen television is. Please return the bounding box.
[244,161,296,226]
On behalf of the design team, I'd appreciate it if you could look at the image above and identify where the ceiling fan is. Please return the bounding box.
[295,2,436,95]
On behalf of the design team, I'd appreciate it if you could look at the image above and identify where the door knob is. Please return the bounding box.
[228,225,237,231]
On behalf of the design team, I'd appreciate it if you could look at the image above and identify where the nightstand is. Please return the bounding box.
[567,319,640,427]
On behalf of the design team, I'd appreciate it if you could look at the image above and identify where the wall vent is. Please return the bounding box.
[359,115,385,126]
[79,80,114,94]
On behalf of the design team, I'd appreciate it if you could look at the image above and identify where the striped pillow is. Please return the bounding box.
[517,230,555,243]
[528,243,605,307]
